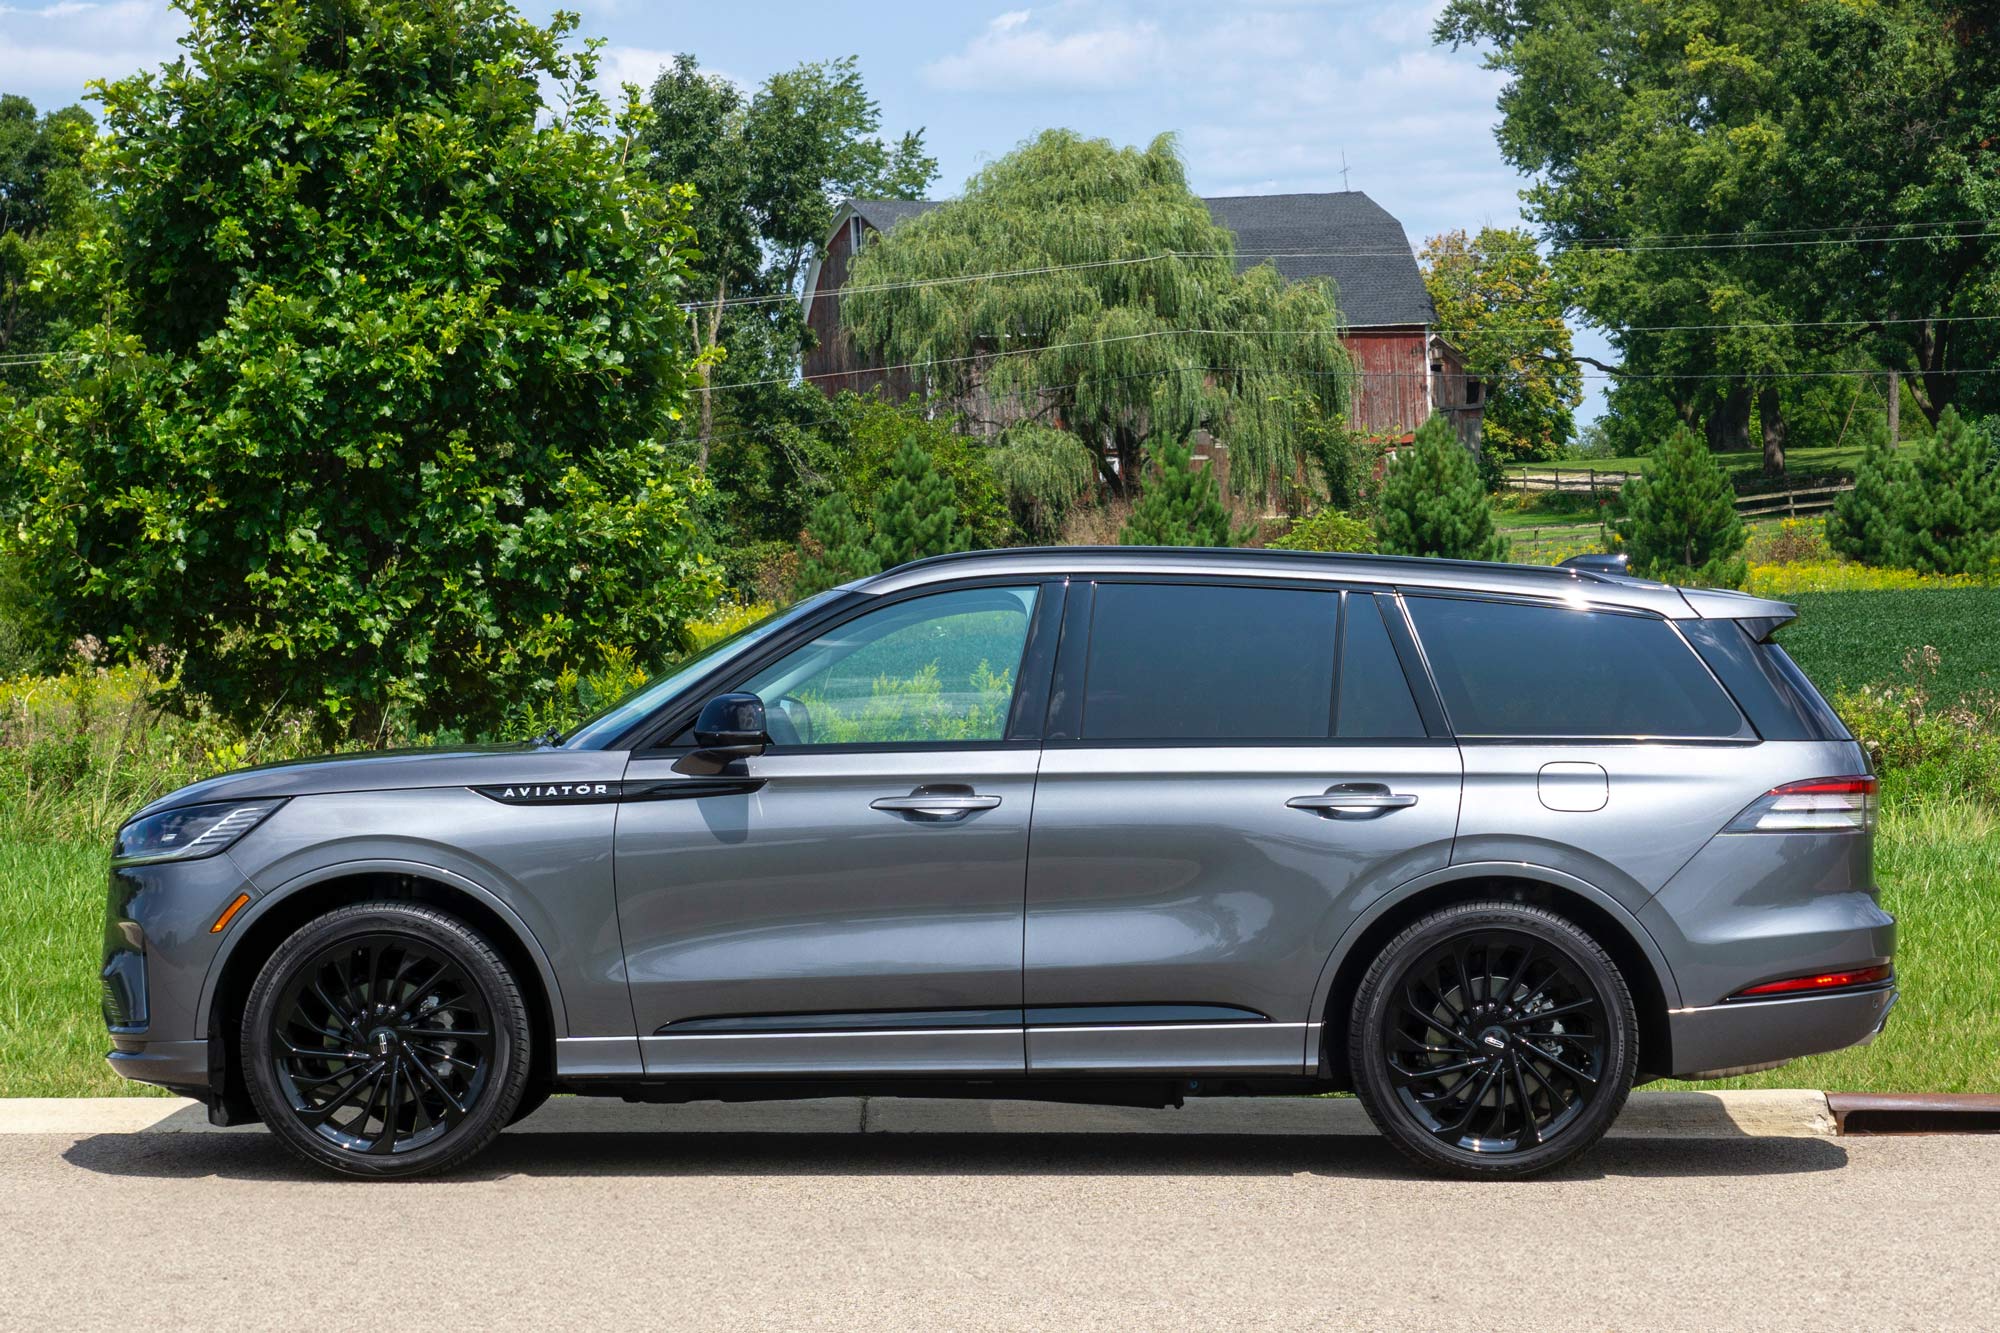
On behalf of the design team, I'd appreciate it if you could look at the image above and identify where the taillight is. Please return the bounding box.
[1730,965,1892,999]
[1723,775,1877,833]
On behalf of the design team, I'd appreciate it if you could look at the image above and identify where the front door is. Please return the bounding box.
[614,582,1057,1077]
[1023,582,1463,1075]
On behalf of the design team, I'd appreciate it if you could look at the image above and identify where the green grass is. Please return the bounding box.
[0,836,167,1097]
[1777,587,2000,704]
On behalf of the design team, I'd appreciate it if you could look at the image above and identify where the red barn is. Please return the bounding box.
[800,191,1482,452]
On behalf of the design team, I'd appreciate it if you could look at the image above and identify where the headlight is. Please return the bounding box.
[112,799,287,865]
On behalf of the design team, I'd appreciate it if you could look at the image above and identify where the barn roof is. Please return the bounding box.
[837,190,1433,328]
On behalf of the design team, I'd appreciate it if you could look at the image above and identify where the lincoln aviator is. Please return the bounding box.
[102,548,1896,1178]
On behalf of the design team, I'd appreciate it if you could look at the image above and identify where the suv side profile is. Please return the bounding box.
[102,548,1896,1179]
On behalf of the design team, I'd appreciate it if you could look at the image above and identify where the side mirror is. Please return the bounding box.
[673,693,770,776]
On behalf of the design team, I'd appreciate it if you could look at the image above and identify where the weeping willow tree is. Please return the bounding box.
[841,130,1353,515]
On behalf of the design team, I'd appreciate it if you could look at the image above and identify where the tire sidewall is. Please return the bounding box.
[1350,902,1639,1179]
[242,902,531,1178]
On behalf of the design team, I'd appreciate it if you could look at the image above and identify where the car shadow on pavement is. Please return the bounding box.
[60,1129,1848,1184]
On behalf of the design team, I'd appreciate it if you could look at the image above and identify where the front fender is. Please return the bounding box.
[196,855,573,1041]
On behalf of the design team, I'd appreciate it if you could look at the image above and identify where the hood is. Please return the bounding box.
[124,743,626,824]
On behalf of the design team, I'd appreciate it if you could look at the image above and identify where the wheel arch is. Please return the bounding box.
[200,860,566,1122]
[1310,863,1682,1084]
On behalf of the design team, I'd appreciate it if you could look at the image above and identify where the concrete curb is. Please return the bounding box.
[0,1089,1837,1138]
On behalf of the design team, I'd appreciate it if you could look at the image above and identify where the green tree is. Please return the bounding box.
[0,94,94,375]
[1826,415,1910,567]
[869,436,973,567]
[1119,441,1245,547]
[841,130,1352,508]
[1375,417,1509,561]
[795,493,879,596]
[1831,408,2000,573]
[0,0,715,740]
[640,54,935,457]
[1269,509,1375,553]
[1420,227,1582,466]
[1438,0,2000,458]
[1615,426,1748,587]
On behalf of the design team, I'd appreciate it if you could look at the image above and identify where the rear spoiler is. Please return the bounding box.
[1676,586,1798,641]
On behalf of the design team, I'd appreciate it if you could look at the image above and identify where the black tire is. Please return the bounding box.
[242,901,532,1179]
[1348,901,1638,1179]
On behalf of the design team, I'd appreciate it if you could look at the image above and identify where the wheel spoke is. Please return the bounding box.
[1498,944,1537,1007]
[368,1056,403,1155]
[298,1062,382,1124]
[1508,1053,1542,1146]
[1524,1043,1599,1089]
[403,1049,469,1121]
[1510,996,1600,1025]
[1390,1057,1487,1087]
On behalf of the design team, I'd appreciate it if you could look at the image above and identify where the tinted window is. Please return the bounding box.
[1407,596,1747,739]
[1082,583,1336,741]
[1681,618,1849,741]
[1338,594,1426,738]
[738,586,1037,745]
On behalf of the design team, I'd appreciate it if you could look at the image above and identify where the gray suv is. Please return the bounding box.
[102,548,1896,1179]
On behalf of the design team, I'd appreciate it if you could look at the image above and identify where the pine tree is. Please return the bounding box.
[1118,440,1244,546]
[793,493,879,596]
[1826,414,1910,567]
[869,437,972,568]
[1374,417,1510,562]
[1614,425,1748,586]
[1897,408,2000,575]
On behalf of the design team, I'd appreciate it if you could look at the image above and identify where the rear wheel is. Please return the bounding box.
[242,901,531,1178]
[1349,901,1637,1179]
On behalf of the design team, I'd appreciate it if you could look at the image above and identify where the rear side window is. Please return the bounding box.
[1338,594,1426,739]
[1406,596,1749,739]
[1082,583,1337,740]
[1681,618,1849,741]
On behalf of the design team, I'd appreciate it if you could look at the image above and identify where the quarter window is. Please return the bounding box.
[1405,596,1747,739]
[737,586,1038,746]
[1338,594,1426,739]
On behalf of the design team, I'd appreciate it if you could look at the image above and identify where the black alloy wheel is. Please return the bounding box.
[244,902,530,1178]
[1349,901,1637,1179]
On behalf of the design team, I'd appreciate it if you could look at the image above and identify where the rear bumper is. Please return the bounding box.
[1667,984,1897,1079]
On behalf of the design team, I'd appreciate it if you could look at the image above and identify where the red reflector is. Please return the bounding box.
[1766,776,1877,796]
[1733,965,1891,998]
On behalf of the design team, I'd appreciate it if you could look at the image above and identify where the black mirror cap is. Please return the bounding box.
[692,692,769,749]
[1559,552,1631,576]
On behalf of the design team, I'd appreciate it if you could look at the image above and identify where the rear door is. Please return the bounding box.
[1022,580,1462,1076]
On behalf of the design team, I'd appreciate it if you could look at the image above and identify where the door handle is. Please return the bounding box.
[1287,787,1419,817]
[871,788,1003,821]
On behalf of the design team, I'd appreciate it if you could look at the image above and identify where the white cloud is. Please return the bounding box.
[0,0,184,108]
[923,9,1169,92]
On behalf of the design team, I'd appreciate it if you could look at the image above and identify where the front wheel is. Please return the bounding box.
[1349,901,1638,1179]
[242,901,532,1178]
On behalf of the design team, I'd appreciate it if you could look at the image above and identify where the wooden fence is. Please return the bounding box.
[1504,479,1858,550]
[1501,468,1641,497]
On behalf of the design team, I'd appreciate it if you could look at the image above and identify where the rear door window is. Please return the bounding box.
[1081,583,1337,741]
[1405,596,1749,739]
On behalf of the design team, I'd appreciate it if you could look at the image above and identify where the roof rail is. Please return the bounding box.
[881,545,1633,588]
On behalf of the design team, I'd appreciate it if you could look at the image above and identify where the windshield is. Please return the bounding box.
[560,592,842,749]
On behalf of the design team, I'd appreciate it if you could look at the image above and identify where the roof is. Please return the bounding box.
[836,190,1434,328]
[852,546,1715,621]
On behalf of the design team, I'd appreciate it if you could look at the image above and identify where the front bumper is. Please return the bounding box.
[105,1039,212,1093]
[1667,984,1898,1079]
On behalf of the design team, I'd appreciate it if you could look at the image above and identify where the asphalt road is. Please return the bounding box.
[3,1107,1996,1331]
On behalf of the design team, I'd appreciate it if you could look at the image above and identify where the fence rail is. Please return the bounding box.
[1501,479,1859,550]
[1501,468,1641,496]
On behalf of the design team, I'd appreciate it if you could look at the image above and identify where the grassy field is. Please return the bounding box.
[1778,587,2000,704]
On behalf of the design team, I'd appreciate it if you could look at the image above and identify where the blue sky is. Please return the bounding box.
[0,0,1607,420]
